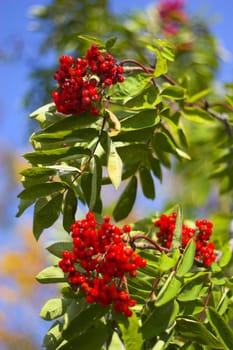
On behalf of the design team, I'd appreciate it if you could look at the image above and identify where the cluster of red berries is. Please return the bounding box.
[154,212,216,266]
[158,0,188,36]
[59,212,146,317]
[52,44,124,116]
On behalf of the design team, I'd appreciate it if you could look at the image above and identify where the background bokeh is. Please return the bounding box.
[1,1,233,348]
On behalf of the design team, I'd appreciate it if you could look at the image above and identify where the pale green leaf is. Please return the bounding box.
[40,298,70,321]
[176,239,196,277]
[155,271,182,307]
[36,266,66,284]
[119,312,144,350]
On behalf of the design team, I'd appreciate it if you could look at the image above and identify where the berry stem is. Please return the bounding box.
[119,59,153,74]
[199,282,213,322]
[132,235,164,253]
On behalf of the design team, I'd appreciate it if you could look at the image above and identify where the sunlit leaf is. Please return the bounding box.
[188,88,211,103]
[119,312,144,350]
[161,86,185,100]
[181,106,215,123]
[176,239,196,277]
[155,271,182,307]
[158,251,180,273]
[78,34,105,47]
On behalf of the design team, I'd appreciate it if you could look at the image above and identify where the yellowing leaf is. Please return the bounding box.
[107,140,122,189]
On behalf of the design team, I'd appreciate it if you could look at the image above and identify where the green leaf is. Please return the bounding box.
[119,312,144,350]
[149,155,162,181]
[29,102,57,127]
[161,86,185,100]
[117,144,149,165]
[32,128,98,143]
[188,88,211,103]
[113,176,137,221]
[139,167,155,199]
[111,72,151,100]
[107,139,122,189]
[16,198,35,217]
[154,52,167,77]
[40,298,70,321]
[63,188,78,232]
[42,321,63,349]
[176,318,223,348]
[89,155,102,211]
[218,242,232,267]
[18,182,66,200]
[41,113,97,133]
[171,205,183,250]
[62,303,108,340]
[127,273,153,291]
[47,241,73,258]
[176,239,196,277]
[121,109,160,131]
[59,321,109,350]
[155,271,182,307]
[141,301,179,340]
[105,36,117,49]
[158,251,180,273]
[152,132,190,160]
[206,306,233,350]
[108,332,125,350]
[36,266,66,284]
[225,95,233,107]
[178,278,204,302]
[181,107,215,123]
[20,167,56,177]
[125,85,161,110]
[81,173,95,209]
[78,34,105,47]
[33,193,63,240]
[24,146,90,165]
[179,300,204,316]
